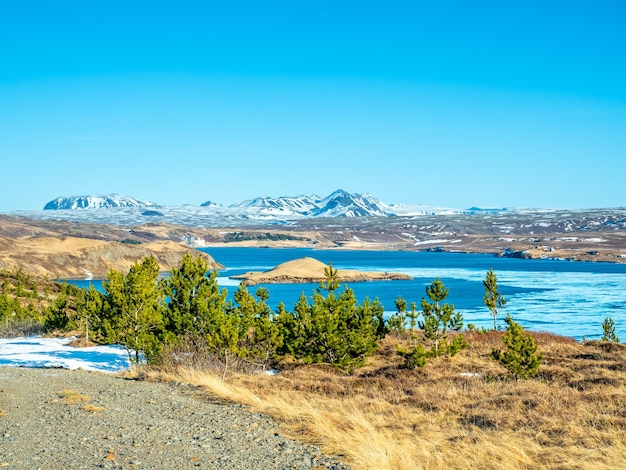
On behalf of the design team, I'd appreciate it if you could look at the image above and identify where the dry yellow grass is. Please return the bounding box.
[0,235,221,279]
[80,403,106,413]
[139,332,626,470]
[58,389,107,413]
[58,389,91,405]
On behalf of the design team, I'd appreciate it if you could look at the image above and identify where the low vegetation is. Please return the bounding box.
[491,314,543,379]
[2,256,625,469]
[0,267,61,336]
[141,333,626,470]
[35,254,388,370]
[602,316,620,342]
[394,278,468,368]
[223,231,310,243]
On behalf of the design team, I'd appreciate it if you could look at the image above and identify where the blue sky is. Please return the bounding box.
[1,1,625,211]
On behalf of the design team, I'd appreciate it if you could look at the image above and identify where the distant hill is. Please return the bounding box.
[199,200,223,208]
[0,236,222,279]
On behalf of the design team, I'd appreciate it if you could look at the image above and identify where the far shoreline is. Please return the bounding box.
[197,242,626,266]
[61,246,626,282]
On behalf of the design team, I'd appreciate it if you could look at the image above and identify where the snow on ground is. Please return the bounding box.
[413,239,462,245]
[0,336,132,373]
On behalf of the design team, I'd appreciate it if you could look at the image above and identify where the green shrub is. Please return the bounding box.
[276,263,385,371]
[491,314,543,379]
[483,268,506,330]
[601,316,619,342]
[395,278,467,368]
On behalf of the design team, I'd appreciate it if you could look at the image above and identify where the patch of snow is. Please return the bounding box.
[391,203,463,216]
[459,372,481,378]
[0,336,132,372]
[413,239,451,245]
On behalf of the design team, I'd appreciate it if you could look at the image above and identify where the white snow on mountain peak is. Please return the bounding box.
[43,194,159,210]
[23,190,520,227]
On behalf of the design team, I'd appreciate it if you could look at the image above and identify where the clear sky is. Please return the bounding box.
[1,1,625,212]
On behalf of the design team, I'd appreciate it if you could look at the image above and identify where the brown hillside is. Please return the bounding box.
[0,236,222,279]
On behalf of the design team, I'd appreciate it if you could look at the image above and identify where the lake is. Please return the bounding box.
[199,247,626,341]
[69,247,626,341]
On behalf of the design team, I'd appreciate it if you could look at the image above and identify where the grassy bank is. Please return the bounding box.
[136,332,626,470]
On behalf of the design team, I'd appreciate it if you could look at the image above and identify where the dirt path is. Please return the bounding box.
[0,367,348,469]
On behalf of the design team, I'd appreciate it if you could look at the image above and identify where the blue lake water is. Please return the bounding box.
[71,247,626,341]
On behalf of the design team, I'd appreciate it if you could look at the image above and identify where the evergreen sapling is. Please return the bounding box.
[491,314,543,379]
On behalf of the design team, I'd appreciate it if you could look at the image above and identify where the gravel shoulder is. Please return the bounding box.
[0,366,349,469]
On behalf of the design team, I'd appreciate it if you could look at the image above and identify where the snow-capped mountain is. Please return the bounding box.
[231,190,393,218]
[233,194,320,215]
[309,190,393,217]
[43,194,159,210]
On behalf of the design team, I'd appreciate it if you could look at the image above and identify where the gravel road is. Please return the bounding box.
[0,367,350,469]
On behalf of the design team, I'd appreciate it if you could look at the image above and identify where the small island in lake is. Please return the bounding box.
[230,257,413,285]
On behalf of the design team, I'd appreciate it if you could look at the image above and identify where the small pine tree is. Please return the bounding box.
[228,283,283,368]
[397,278,467,368]
[419,278,466,357]
[393,295,419,331]
[491,314,543,379]
[388,296,408,333]
[74,284,104,343]
[161,253,228,339]
[276,262,384,371]
[601,317,620,342]
[101,256,165,363]
[397,342,429,369]
[248,287,283,368]
[44,293,71,332]
[483,268,506,330]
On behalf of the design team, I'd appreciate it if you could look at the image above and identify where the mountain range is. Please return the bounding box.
[3,190,625,266]
[40,190,499,220]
